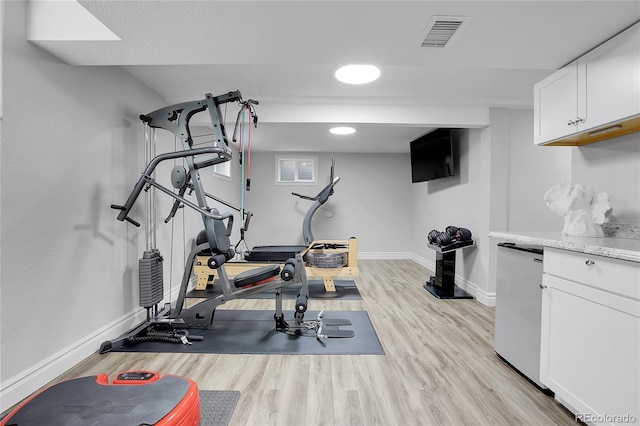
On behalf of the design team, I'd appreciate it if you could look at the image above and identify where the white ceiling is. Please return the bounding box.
[29,0,640,153]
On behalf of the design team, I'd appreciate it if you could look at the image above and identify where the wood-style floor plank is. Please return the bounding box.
[16,259,576,425]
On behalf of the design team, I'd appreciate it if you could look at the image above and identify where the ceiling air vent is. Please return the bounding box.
[420,16,470,48]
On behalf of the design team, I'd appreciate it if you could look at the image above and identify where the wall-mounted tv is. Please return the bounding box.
[410,128,456,183]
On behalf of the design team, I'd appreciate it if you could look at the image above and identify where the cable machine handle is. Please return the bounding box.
[231,99,259,143]
[164,185,189,223]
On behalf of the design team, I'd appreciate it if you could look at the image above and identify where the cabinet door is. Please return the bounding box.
[578,22,640,132]
[533,62,578,145]
[540,274,640,421]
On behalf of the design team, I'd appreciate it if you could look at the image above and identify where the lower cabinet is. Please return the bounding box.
[541,248,640,425]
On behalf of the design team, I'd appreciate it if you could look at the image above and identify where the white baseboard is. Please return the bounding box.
[358,251,413,260]
[409,252,435,271]
[0,308,148,413]
[0,284,185,413]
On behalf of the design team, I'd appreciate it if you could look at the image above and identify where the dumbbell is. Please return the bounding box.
[428,227,473,247]
[437,226,473,247]
[436,231,453,246]
[445,225,473,243]
[445,225,459,236]
[428,228,457,246]
[427,229,441,244]
[456,227,472,241]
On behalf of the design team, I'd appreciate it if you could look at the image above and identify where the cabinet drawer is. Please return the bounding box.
[544,247,640,299]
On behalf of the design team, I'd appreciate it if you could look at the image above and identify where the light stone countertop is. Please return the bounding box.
[488,231,640,263]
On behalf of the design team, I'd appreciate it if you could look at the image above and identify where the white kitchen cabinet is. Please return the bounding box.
[578,24,640,134]
[534,22,640,146]
[540,248,640,424]
[534,63,578,143]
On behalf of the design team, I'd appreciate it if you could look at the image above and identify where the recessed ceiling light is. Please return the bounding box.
[334,64,380,84]
[330,126,356,135]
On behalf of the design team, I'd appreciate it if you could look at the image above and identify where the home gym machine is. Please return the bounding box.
[100,91,353,354]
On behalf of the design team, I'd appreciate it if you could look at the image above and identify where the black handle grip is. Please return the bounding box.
[112,204,140,227]
[125,217,141,227]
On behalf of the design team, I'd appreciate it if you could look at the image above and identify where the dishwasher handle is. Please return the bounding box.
[497,242,544,256]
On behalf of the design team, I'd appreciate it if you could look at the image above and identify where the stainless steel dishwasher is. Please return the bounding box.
[494,242,550,392]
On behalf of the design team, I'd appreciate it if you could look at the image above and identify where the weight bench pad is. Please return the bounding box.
[233,265,281,288]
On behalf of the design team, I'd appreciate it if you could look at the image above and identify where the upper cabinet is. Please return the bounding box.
[534,22,640,146]
[534,62,579,143]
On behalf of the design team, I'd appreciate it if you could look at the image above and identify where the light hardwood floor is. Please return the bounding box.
[35,260,575,425]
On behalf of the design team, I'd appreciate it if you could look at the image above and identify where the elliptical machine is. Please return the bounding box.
[243,159,341,262]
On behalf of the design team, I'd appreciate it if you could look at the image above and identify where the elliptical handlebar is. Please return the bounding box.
[291,192,316,201]
[292,176,340,203]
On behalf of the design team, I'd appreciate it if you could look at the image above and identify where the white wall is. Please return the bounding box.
[571,132,640,224]
[409,109,572,304]
[0,1,242,411]
[243,152,412,255]
[409,126,495,302]
[0,0,4,118]
[507,110,572,231]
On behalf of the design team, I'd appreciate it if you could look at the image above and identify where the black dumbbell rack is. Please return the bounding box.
[424,240,475,299]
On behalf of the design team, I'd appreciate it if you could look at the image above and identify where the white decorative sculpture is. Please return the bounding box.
[544,183,612,237]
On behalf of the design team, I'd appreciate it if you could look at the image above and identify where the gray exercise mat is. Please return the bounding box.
[112,310,384,355]
[200,390,240,426]
[186,279,361,300]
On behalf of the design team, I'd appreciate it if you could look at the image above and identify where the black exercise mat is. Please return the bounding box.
[186,279,361,300]
[199,390,240,426]
[112,310,384,355]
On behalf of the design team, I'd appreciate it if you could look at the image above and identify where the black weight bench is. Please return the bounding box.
[233,264,281,288]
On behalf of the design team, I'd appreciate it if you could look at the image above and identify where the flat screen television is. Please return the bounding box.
[410,128,456,183]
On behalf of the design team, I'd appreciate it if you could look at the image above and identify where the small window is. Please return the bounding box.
[276,157,316,184]
[214,160,231,179]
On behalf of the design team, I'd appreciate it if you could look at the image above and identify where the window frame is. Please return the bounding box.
[275,156,317,185]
